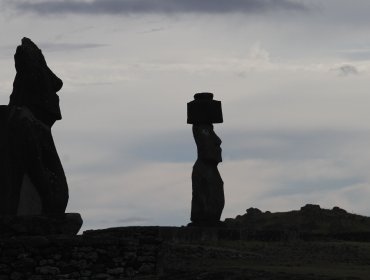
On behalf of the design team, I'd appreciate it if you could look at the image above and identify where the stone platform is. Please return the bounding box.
[0,213,82,237]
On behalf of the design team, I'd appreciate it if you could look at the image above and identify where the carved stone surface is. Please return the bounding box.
[0,38,69,217]
[187,93,224,226]
[191,124,224,225]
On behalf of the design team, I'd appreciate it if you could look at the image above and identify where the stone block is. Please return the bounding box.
[0,213,83,237]
[187,92,223,124]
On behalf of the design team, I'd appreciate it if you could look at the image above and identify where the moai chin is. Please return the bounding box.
[187,92,225,226]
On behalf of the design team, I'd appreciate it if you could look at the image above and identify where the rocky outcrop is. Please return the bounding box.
[224,204,370,240]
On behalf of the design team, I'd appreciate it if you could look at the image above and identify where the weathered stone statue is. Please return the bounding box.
[0,38,81,235]
[187,92,224,226]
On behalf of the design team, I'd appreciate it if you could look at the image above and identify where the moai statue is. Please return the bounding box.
[187,92,224,226]
[0,38,81,235]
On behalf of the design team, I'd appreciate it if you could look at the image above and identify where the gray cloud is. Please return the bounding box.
[126,130,194,163]
[224,129,370,161]
[140,27,166,34]
[40,42,106,52]
[264,177,364,198]
[125,128,370,163]
[338,49,370,61]
[336,64,359,76]
[1,42,105,54]
[116,216,150,224]
[10,0,309,15]
[0,45,14,59]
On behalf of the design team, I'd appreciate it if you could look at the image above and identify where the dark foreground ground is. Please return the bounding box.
[156,204,370,279]
[83,204,370,279]
[2,204,370,279]
[158,239,370,280]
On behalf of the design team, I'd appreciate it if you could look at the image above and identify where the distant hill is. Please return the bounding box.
[224,204,370,239]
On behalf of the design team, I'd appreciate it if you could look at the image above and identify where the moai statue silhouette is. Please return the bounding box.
[0,37,68,216]
[187,92,224,226]
[0,38,82,235]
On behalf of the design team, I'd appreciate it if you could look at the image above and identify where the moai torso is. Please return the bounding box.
[191,124,224,224]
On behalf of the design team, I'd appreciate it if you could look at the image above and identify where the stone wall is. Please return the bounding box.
[1,225,369,280]
[0,230,161,280]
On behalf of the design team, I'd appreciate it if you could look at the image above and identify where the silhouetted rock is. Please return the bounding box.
[187,93,224,226]
[224,204,370,240]
[300,204,321,213]
[0,38,81,234]
[332,206,347,214]
[246,207,262,216]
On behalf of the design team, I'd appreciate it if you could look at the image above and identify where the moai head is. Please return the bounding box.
[187,92,223,163]
[9,37,63,127]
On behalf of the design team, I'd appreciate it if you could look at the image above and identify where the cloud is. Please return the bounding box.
[264,177,364,197]
[220,156,370,220]
[126,130,194,163]
[140,27,166,34]
[128,128,370,163]
[336,64,359,76]
[116,216,150,224]
[67,161,192,231]
[40,42,107,52]
[1,42,105,55]
[10,0,309,15]
[338,49,370,61]
[224,129,359,161]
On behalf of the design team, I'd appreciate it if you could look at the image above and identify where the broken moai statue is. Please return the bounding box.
[187,92,225,226]
[0,38,82,235]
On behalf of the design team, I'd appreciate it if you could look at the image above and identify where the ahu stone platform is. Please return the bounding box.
[1,224,370,279]
[0,214,83,238]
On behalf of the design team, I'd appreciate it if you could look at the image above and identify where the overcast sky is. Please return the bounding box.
[1,0,370,232]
